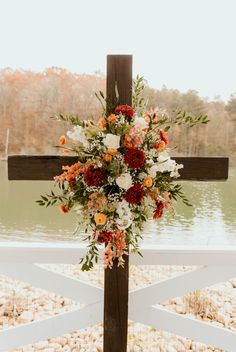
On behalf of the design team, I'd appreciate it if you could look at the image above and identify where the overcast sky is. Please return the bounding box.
[0,0,235,101]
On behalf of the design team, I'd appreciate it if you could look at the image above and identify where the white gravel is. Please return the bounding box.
[1,264,235,351]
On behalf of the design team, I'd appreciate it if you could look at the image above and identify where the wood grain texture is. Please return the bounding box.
[104,256,129,352]
[104,54,132,352]
[8,155,229,181]
[8,155,78,180]
[174,156,229,181]
[107,55,132,108]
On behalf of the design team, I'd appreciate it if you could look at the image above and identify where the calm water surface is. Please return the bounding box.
[0,161,236,245]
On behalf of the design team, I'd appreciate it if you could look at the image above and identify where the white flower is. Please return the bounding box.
[116,200,132,229]
[157,156,176,172]
[67,126,88,147]
[74,204,83,214]
[103,133,120,149]
[116,173,133,190]
[138,172,147,180]
[117,216,132,230]
[170,163,183,178]
[149,155,183,178]
[134,116,148,129]
[149,164,160,177]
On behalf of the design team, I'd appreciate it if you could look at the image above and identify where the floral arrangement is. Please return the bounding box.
[37,77,208,271]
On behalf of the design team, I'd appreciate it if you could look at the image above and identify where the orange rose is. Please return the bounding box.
[94,213,107,226]
[108,114,117,123]
[143,176,153,188]
[107,148,118,156]
[103,153,112,162]
[98,118,107,129]
[154,140,166,152]
[59,135,66,145]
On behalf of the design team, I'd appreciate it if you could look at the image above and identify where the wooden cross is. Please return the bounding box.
[8,55,228,352]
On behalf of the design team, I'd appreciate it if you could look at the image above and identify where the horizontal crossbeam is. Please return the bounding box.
[129,265,236,306]
[8,155,228,181]
[1,247,236,351]
[0,263,103,304]
[0,304,103,352]
[130,305,236,352]
[0,242,236,265]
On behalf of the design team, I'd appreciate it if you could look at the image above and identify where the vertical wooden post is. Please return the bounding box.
[103,55,132,352]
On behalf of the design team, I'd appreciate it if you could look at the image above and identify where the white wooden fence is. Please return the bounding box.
[0,242,236,351]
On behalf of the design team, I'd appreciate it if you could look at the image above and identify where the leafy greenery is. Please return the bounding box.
[132,75,147,114]
[50,113,83,126]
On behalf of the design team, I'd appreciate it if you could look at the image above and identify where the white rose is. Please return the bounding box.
[117,216,132,230]
[170,163,183,178]
[103,133,120,149]
[67,126,88,147]
[157,156,176,172]
[134,116,148,129]
[116,200,132,229]
[149,164,159,177]
[116,173,133,190]
[138,172,147,180]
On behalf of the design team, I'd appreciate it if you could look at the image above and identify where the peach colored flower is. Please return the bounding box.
[88,193,106,209]
[147,187,159,200]
[154,140,166,151]
[108,114,117,123]
[143,176,153,188]
[54,161,85,183]
[107,148,118,156]
[98,118,107,129]
[144,114,151,123]
[59,135,66,145]
[94,213,107,225]
[103,153,112,162]
[162,191,170,201]
[103,242,114,269]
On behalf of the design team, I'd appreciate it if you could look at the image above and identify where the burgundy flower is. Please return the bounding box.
[124,183,145,204]
[160,129,169,145]
[124,148,145,169]
[97,230,113,243]
[153,200,164,219]
[115,105,134,118]
[84,166,107,187]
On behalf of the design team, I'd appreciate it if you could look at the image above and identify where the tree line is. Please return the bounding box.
[0,68,235,164]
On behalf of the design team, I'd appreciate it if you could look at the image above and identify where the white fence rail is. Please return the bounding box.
[0,242,236,351]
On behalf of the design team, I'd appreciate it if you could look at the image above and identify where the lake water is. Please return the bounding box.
[0,160,236,246]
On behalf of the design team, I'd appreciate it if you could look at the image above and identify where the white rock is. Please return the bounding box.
[48,342,62,349]
[194,341,207,351]
[20,310,34,321]
[34,340,48,349]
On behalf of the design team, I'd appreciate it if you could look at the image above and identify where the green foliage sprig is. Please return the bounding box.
[173,111,210,127]
[50,114,83,126]
[132,75,147,114]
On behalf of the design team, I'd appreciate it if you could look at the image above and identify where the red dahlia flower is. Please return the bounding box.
[124,148,145,169]
[84,166,107,187]
[160,129,169,145]
[124,183,145,204]
[115,105,134,118]
[153,200,164,219]
[97,230,113,243]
